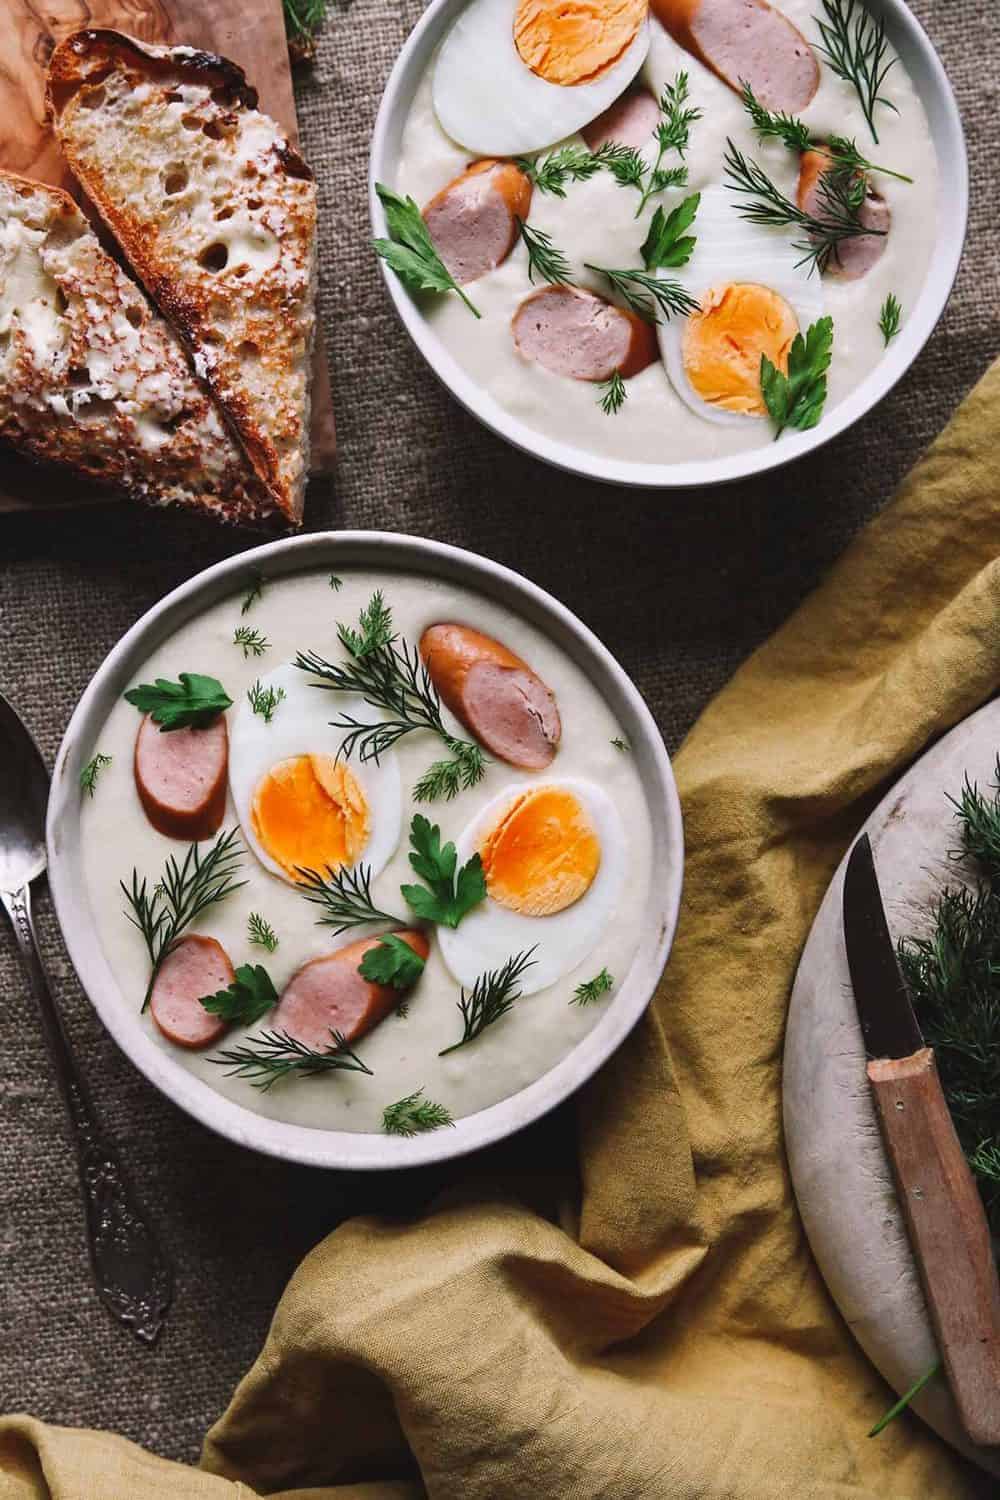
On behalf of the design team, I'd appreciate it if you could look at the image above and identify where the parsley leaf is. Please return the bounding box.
[400,814,487,929]
[374,183,480,318]
[640,192,700,270]
[358,934,426,990]
[124,673,232,731]
[201,963,278,1027]
[760,316,834,439]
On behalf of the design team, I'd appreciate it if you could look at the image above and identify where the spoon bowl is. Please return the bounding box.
[0,692,48,891]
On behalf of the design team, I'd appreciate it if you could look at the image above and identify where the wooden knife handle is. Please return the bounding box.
[869,1047,1000,1446]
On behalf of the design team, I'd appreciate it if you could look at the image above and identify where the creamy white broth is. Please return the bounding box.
[80,570,652,1133]
[395,1,938,464]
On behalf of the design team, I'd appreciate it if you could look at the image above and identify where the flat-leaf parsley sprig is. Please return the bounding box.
[211,1028,372,1091]
[124,673,232,731]
[640,193,700,271]
[400,815,487,928]
[516,219,572,286]
[295,591,488,801]
[374,184,480,319]
[760,316,834,439]
[201,963,279,1027]
[439,949,537,1055]
[122,828,245,1009]
[814,0,898,144]
[358,934,427,990]
[295,861,406,936]
[382,1089,454,1136]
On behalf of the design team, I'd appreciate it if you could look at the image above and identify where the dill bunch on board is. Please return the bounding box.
[897,760,1000,1235]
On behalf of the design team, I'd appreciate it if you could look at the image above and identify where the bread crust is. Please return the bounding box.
[0,169,282,526]
[48,29,317,524]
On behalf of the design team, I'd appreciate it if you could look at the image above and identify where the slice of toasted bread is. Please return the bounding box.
[48,30,317,526]
[0,170,282,527]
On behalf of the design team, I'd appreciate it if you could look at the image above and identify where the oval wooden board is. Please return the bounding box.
[784,697,1000,1475]
[0,0,335,514]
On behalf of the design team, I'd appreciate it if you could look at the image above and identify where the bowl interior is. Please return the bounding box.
[369,0,968,489]
[47,533,684,1170]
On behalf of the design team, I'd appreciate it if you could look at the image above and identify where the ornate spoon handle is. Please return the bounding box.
[2,881,172,1343]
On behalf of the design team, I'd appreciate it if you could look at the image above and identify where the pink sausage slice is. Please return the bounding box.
[512,285,658,382]
[270,932,430,1052]
[798,148,890,280]
[420,623,561,770]
[582,88,661,151]
[134,714,228,842]
[650,0,819,112]
[150,935,233,1050]
[423,160,533,285]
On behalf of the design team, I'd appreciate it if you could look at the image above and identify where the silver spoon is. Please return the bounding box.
[0,692,171,1344]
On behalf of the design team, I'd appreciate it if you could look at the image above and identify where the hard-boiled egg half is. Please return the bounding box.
[229,662,402,884]
[437,779,626,995]
[658,186,825,426]
[433,0,650,156]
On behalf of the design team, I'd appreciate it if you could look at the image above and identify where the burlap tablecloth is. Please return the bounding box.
[0,0,997,1468]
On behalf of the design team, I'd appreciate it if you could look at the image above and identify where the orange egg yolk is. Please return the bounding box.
[514,0,647,86]
[479,786,601,916]
[682,282,799,416]
[251,755,370,880]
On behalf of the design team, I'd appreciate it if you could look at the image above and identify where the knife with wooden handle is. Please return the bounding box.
[843,834,1000,1447]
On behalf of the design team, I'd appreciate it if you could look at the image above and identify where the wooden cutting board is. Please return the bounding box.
[0,0,336,514]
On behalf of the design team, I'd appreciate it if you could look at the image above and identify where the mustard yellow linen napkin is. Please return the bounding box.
[4,359,1000,1500]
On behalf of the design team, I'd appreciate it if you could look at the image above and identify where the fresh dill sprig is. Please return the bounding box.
[295,593,488,799]
[329,574,343,591]
[585,263,699,324]
[517,219,572,286]
[571,968,615,1006]
[247,679,285,723]
[636,72,701,216]
[739,84,912,182]
[247,911,279,952]
[282,0,329,46]
[515,145,603,197]
[815,0,898,144]
[948,769,1000,875]
[80,752,112,797]
[382,1089,454,1136]
[598,371,627,416]
[439,950,537,1055]
[879,293,902,346]
[826,135,912,183]
[122,828,245,1010]
[211,1028,372,1091]
[611,736,630,752]
[234,625,269,659]
[240,569,264,615]
[723,140,882,274]
[294,862,405,936]
[601,144,647,191]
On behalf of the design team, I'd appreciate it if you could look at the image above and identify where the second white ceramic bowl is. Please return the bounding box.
[369,0,967,489]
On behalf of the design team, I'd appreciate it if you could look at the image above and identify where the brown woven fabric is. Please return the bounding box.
[0,0,997,1468]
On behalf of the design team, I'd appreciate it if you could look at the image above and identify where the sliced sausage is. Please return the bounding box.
[582,88,660,151]
[798,148,890,280]
[512,285,658,382]
[150,935,233,1050]
[270,932,431,1052]
[423,160,533,285]
[134,714,228,841]
[420,623,561,770]
[650,0,819,112]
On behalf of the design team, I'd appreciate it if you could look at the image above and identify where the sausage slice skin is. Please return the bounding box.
[650,0,819,112]
[512,285,658,382]
[150,935,233,1050]
[582,88,661,151]
[798,148,890,280]
[424,160,533,285]
[270,932,431,1052]
[421,623,561,770]
[134,713,228,842]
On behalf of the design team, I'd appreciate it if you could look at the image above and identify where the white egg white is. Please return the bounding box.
[432,0,649,156]
[437,778,626,996]
[228,661,403,886]
[657,186,825,427]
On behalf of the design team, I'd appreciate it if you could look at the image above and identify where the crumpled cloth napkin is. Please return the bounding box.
[4,360,1000,1500]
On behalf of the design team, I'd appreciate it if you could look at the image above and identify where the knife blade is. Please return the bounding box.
[843,832,1000,1447]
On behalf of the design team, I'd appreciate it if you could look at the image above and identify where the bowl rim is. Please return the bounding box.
[368,0,969,490]
[46,531,684,1170]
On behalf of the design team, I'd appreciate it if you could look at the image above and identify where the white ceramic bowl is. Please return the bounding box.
[369,0,967,489]
[46,532,684,1170]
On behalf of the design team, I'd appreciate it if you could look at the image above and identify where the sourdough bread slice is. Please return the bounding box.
[49,30,317,525]
[0,170,281,526]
